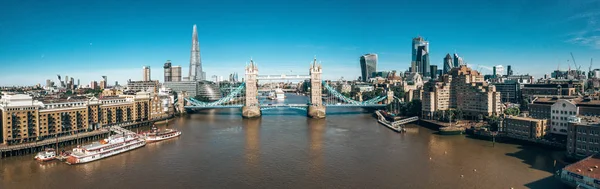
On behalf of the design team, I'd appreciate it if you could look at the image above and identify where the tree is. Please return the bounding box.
[520,98,530,110]
[391,86,405,99]
[487,115,501,131]
[455,109,464,120]
[504,107,520,116]
[407,99,422,117]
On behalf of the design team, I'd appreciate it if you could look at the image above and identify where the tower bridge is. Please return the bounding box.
[184,57,394,118]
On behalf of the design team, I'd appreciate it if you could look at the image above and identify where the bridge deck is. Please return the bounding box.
[185,103,386,109]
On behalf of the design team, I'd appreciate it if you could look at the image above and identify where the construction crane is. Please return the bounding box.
[589,58,594,78]
[570,52,584,79]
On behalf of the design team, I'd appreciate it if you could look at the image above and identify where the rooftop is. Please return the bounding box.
[505,116,546,122]
[564,154,600,180]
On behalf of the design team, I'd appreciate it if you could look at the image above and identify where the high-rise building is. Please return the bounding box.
[411,36,429,76]
[90,81,98,90]
[507,65,513,76]
[143,66,151,81]
[416,45,430,77]
[45,79,52,88]
[430,65,438,79]
[493,65,504,78]
[360,54,377,82]
[443,53,453,74]
[171,66,182,82]
[453,53,463,67]
[101,76,107,89]
[189,24,204,81]
[164,60,172,82]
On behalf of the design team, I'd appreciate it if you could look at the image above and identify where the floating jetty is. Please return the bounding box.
[375,111,419,133]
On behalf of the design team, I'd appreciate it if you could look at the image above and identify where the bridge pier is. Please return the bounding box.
[307,105,326,119]
[242,106,261,118]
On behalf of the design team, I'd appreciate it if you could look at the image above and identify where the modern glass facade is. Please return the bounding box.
[360,54,377,82]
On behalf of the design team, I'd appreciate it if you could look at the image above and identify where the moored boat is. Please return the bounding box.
[34,148,57,162]
[66,133,145,165]
[143,125,182,142]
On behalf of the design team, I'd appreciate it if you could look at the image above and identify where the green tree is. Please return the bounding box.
[520,99,529,110]
[407,99,422,117]
[487,116,501,131]
[504,107,520,116]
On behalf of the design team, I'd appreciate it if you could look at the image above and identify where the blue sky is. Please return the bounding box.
[0,0,599,86]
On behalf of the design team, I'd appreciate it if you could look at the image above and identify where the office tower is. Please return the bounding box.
[101,76,107,89]
[412,36,429,76]
[443,53,453,74]
[164,60,172,82]
[453,54,463,67]
[430,65,438,79]
[77,79,80,88]
[507,65,513,76]
[360,54,378,82]
[189,24,204,81]
[46,79,52,87]
[142,66,151,81]
[70,78,75,90]
[171,66,182,82]
[493,65,504,78]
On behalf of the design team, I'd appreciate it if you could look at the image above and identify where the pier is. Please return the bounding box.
[0,116,171,159]
[375,111,418,132]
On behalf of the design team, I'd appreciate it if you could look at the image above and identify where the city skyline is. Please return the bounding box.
[1,0,599,86]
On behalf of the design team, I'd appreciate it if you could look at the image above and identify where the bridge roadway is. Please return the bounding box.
[184,103,386,109]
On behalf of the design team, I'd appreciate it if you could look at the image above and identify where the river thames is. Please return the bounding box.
[0,95,568,189]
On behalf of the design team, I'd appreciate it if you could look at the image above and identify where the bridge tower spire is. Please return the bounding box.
[308,57,326,118]
[242,58,261,118]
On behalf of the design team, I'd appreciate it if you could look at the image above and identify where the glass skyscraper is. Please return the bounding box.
[360,54,378,82]
[412,36,430,77]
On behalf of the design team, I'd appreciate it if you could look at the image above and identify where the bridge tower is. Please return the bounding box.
[242,59,261,118]
[386,90,394,104]
[308,57,326,118]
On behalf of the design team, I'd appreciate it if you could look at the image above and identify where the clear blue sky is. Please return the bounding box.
[0,0,599,86]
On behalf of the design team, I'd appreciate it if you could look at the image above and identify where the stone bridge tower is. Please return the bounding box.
[308,57,326,118]
[242,59,261,118]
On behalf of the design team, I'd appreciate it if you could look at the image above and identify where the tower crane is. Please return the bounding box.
[570,52,582,79]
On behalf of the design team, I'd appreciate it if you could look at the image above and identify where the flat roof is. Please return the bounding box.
[505,116,545,122]
[564,154,600,180]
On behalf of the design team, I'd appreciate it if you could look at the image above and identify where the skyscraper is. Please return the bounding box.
[507,65,513,76]
[164,60,172,82]
[189,24,204,81]
[411,36,429,76]
[443,53,453,74]
[453,53,463,67]
[171,66,182,82]
[143,66,151,81]
[430,65,438,79]
[493,65,504,78]
[360,54,378,82]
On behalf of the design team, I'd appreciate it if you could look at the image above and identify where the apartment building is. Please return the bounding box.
[0,93,152,145]
[567,116,600,159]
[421,65,503,119]
[504,116,548,140]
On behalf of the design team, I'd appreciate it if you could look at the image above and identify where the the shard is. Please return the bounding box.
[189,24,204,81]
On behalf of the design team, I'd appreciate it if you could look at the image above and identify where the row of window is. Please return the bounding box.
[552,110,575,115]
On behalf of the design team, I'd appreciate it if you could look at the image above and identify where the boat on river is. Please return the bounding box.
[66,134,145,165]
[34,148,57,162]
[143,125,182,142]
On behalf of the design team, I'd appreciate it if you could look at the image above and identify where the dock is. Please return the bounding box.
[375,111,418,132]
[0,116,171,159]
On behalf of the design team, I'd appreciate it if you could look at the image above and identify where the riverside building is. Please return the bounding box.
[0,93,153,145]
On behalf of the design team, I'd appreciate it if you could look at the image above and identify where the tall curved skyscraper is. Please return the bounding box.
[189,24,204,81]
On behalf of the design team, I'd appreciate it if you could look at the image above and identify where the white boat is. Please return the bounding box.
[66,134,145,165]
[143,125,182,142]
[267,88,285,100]
[34,148,57,162]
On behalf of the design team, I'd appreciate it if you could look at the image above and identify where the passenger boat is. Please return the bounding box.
[267,88,286,100]
[66,134,146,165]
[34,148,57,162]
[143,125,182,142]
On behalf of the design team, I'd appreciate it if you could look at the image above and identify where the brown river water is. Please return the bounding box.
[0,95,568,189]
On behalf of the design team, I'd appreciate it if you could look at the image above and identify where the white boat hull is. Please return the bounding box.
[67,139,146,165]
[145,131,182,142]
